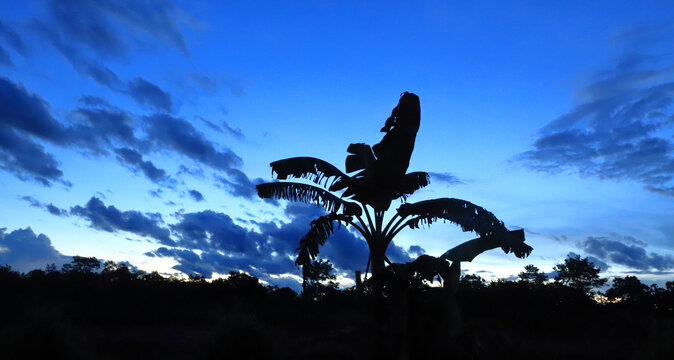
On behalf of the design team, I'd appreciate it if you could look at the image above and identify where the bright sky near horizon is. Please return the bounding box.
[1,1,673,290]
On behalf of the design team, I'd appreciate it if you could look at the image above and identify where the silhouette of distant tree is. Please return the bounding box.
[460,274,486,290]
[62,256,101,273]
[606,276,650,302]
[553,254,606,294]
[302,259,338,300]
[256,92,532,292]
[518,264,547,286]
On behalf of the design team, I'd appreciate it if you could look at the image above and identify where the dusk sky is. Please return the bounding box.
[1,1,673,290]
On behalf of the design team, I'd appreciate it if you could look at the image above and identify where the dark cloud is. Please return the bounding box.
[44,0,187,58]
[114,147,168,183]
[145,114,253,195]
[171,210,258,254]
[69,107,139,152]
[0,77,69,144]
[30,19,175,111]
[150,203,419,286]
[579,236,674,271]
[429,172,464,185]
[145,114,241,171]
[188,189,204,202]
[0,20,28,57]
[407,245,426,257]
[567,251,610,272]
[78,95,111,107]
[195,116,223,133]
[222,120,245,140]
[20,196,68,217]
[0,45,12,67]
[517,33,674,196]
[71,197,175,246]
[30,20,126,91]
[0,124,64,186]
[127,77,173,112]
[0,77,182,187]
[187,72,246,96]
[148,188,163,198]
[217,170,262,199]
[0,227,69,272]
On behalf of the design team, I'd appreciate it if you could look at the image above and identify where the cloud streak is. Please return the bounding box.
[517,31,674,196]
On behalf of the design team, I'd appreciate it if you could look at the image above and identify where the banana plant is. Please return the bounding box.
[256,92,532,288]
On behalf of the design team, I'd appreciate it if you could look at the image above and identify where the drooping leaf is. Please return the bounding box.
[440,229,532,262]
[270,157,349,188]
[296,213,354,265]
[256,182,362,216]
[397,198,507,237]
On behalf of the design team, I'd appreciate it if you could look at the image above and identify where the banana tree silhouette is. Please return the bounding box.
[257,92,532,288]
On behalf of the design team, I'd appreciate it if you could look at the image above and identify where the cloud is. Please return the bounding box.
[145,113,242,172]
[221,120,245,140]
[0,227,69,272]
[0,124,65,186]
[150,203,419,286]
[145,114,258,199]
[429,172,464,185]
[567,251,610,272]
[517,30,674,196]
[187,72,246,96]
[217,170,263,199]
[70,197,175,246]
[195,115,223,133]
[188,189,204,202]
[0,77,69,144]
[0,45,12,67]
[127,77,173,112]
[579,236,674,271]
[0,20,28,58]
[30,15,176,111]
[20,196,68,216]
[78,95,111,107]
[407,245,426,257]
[43,0,187,58]
[114,147,168,184]
[69,107,140,152]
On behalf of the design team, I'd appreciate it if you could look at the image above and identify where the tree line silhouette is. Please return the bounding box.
[1,254,673,359]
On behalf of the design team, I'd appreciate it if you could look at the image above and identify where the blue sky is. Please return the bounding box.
[1,0,673,290]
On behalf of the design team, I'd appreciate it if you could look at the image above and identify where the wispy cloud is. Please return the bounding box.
[517,28,674,196]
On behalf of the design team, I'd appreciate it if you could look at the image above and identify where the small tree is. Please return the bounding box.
[553,254,606,294]
[606,276,650,302]
[459,274,486,290]
[302,259,338,300]
[518,264,547,286]
[62,256,101,273]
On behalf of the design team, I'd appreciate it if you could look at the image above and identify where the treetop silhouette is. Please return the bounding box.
[257,92,532,288]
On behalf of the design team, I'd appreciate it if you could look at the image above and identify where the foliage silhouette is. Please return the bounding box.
[256,92,533,293]
[606,275,650,303]
[1,260,673,359]
[302,259,339,300]
[553,254,607,295]
[518,264,547,286]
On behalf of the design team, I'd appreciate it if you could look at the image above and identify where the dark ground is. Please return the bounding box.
[1,267,673,360]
